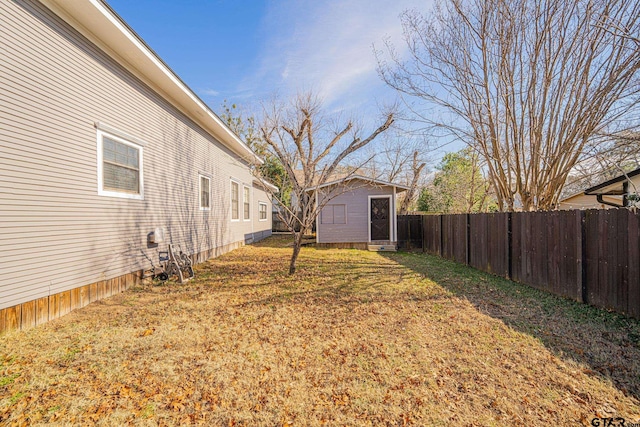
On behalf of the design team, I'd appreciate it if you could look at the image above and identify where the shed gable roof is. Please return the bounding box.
[308,175,410,192]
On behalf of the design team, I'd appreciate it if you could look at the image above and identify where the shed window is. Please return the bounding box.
[259,202,268,221]
[321,204,346,224]
[243,186,250,220]
[199,175,210,210]
[231,181,239,220]
[98,129,143,199]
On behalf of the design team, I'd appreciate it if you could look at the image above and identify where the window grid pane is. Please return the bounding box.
[200,176,210,209]
[103,162,139,193]
[334,205,346,224]
[103,137,139,169]
[259,203,267,220]
[243,187,250,220]
[321,205,334,224]
[102,136,140,194]
[231,182,239,219]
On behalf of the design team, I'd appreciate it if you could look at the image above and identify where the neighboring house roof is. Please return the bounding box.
[557,193,621,210]
[40,0,262,165]
[307,175,410,192]
[558,167,640,209]
[584,167,640,196]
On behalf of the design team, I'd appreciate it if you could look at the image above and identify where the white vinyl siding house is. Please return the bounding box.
[0,0,272,332]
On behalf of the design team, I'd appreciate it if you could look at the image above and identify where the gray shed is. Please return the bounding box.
[311,176,409,250]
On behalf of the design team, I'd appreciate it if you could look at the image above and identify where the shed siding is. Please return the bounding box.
[0,0,270,310]
[317,184,393,244]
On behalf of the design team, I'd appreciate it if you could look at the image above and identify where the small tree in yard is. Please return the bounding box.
[258,92,394,274]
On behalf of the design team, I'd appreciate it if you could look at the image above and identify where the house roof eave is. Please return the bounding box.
[253,178,279,193]
[39,0,263,165]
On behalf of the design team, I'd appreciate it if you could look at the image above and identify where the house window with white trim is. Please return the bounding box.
[243,186,250,220]
[98,130,143,199]
[259,202,268,221]
[231,181,239,220]
[199,175,210,210]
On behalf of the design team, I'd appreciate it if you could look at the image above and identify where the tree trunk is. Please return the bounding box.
[398,151,426,215]
[288,231,304,275]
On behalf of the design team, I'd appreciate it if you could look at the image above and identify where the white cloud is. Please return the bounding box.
[201,88,220,97]
[241,0,432,113]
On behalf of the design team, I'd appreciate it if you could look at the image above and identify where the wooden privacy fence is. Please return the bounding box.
[397,209,640,319]
[272,213,291,232]
[396,215,423,250]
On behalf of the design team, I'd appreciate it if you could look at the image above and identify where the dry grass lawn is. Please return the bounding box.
[2,235,640,426]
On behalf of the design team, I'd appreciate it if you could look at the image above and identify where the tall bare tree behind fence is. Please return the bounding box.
[397,209,640,319]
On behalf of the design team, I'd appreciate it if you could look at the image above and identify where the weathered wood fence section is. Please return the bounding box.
[397,209,640,319]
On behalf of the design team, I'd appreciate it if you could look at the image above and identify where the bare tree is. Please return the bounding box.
[378,0,640,211]
[361,132,429,214]
[398,151,427,214]
[376,133,418,183]
[258,92,394,274]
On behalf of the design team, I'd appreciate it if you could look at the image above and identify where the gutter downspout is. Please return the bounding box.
[593,181,630,208]
[596,194,624,208]
[315,190,319,244]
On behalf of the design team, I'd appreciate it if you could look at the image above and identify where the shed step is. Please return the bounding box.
[367,243,397,252]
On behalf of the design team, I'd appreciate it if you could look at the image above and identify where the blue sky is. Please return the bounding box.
[108,0,431,120]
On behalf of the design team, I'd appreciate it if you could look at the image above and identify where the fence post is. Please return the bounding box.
[467,214,471,265]
[507,212,513,280]
[420,215,426,253]
[579,210,587,304]
[439,215,443,257]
